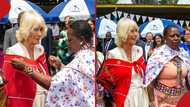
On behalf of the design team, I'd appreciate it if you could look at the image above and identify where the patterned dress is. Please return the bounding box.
[144,45,190,107]
[45,49,95,107]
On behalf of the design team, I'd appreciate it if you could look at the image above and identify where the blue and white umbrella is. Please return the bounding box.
[178,0,190,4]
[0,0,48,24]
[96,18,117,38]
[139,19,184,38]
[48,0,95,22]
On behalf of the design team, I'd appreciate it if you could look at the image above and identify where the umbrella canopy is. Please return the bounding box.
[177,0,190,4]
[139,19,184,38]
[0,0,48,24]
[96,18,117,38]
[48,0,95,22]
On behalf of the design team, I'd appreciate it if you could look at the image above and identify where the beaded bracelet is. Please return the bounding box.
[24,65,34,76]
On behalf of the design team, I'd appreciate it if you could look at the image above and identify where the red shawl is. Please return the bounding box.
[97,56,145,107]
[177,91,190,107]
[2,54,49,107]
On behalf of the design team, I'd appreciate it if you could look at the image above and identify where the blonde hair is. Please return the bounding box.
[16,11,47,42]
[115,17,139,47]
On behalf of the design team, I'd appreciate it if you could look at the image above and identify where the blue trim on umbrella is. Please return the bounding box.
[162,19,184,34]
[26,1,48,21]
[139,19,184,37]
[0,0,48,24]
[48,0,94,22]
[0,14,8,24]
[96,18,101,37]
[48,1,68,22]
[85,0,95,18]
[139,22,147,33]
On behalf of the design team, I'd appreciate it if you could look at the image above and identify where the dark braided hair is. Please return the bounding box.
[70,20,93,44]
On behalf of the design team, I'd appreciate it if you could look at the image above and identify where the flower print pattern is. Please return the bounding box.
[144,45,190,86]
[45,49,95,107]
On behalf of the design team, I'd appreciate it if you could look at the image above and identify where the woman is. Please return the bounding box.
[144,25,190,107]
[2,11,49,107]
[180,26,190,56]
[147,33,164,59]
[97,17,149,107]
[87,18,96,50]
[58,16,75,65]
[11,20,95,107]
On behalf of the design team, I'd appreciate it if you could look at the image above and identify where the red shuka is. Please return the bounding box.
[97,56,145,107]
[2,54,49,107]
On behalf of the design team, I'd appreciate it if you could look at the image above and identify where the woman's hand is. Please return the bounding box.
[48,55,64,69]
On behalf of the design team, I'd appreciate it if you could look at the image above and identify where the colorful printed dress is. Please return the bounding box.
[3,42,49,107]
[45,49,95,107]
[144,45,190,107]
[103,46,149,107]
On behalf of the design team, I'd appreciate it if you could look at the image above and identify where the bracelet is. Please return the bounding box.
[24,65,34,76]
[0,76,4,85]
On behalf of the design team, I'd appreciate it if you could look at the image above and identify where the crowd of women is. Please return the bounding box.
[0,10,190,107]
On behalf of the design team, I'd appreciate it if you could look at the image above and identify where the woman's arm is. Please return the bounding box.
[11,58,52,90]
[30,70,52,90]
[48,55,64,69]
[146,84,155,102]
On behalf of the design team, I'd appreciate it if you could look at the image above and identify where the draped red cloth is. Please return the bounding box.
[2,54,49,107]
[97,56,145,107]
[132,56,146,77]
[177,91,190,107]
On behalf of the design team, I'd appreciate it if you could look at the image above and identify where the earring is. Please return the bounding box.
[80,42,83,46]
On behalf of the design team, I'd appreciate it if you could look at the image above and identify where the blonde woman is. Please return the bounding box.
[97,17,149,107]
[2,11,49,107]
[9,20,95,107]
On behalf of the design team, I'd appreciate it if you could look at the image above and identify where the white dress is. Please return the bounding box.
[6,42,48,107]
[108,46,149,107]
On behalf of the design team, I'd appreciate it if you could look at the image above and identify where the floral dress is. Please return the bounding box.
[45,49,95,107]
[144,45,190,107]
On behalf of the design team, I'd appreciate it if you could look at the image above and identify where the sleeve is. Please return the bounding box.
[77,51,95,79]
[107,51,114,59]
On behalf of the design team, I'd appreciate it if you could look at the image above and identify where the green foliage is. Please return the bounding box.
[96,0,179,4]
[159,0,178,4]
[97,0,118,4]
